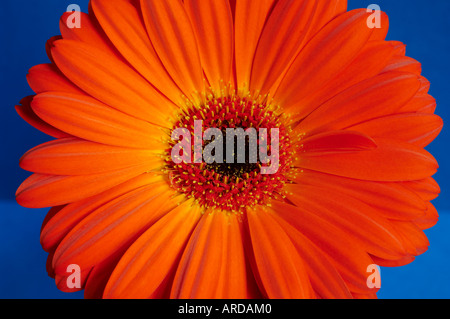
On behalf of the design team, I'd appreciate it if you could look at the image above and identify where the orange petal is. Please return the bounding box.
[184,0,234,93]
[15,96,70,139]
[140,0,204,103]
[83,256,119,298]
[171,212,254,298]
[390,41,407,56]
[103,199,202,298]
[273,9,374,110]
[418,76,431,94]
[398,94,437,114]
[304,0,348,39]
[253,0,348,93]
[296,72,421,135]
[272,201,375,294]
[381,56,422,75]
[31,92,166,149]
[414,202,439,230]
[246,209,315,298]
[234,0,276,89]
[52,183,178,288]
[368,11,389,41]
[270,211,352,299]
[27,64,84,95]
[41,205,65,234]
[250,0,318,94]
[55,268,89,293]
[402,177,440,202]
[296,138,438,182]
[16,164,152,208]
[371,254,415,267]
[348,113,443,148]
[90,0,185,106]
[286,40,396,119]
[51,39,176,125]
[390,221,429,256]
[45,36,62,64]
[290,169,427,221]
[40,173,164,252]
[59,11,118,55]
[299,130,377,154]
[266,0,348,97]
[285,185,408,260]
[20,137,161,175]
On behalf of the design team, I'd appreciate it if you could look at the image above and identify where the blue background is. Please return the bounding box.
[0,0,449,298]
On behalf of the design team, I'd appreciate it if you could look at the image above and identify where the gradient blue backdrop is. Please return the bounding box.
[0,0,449,299]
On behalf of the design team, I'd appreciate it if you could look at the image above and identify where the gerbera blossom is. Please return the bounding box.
[16,0,442,299]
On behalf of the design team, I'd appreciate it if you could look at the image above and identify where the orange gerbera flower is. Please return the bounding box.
[16,0,442,299]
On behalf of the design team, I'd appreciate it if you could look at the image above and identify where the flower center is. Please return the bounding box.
[164,93,294,213]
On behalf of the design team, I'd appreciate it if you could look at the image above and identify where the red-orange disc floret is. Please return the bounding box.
[165,95,295,213]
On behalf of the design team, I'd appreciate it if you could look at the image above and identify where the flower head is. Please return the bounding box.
[16,0,442,299]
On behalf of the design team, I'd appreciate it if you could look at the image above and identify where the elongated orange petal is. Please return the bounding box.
[296,138,438,182]
[103,199,202,298]
[55,268,90,293]
[234,0,275,89]
[296,72,421,135]
[403,177,440,202]
[83,256,119,298]
[246,209,315,298]
[184,0,234,93]
[290,169,427,221]
[265,0,348,94]
[15,96,70,139]
[53,186,171,293]
[31,92,166,149]
[371,254,415,267]
[285,185,408,260]
[171,212,253,298]
[271,200,376,294]
[299,130,377,154]
[52,183,178,289]
[390,41,407,56]
[45,35,62,64]
[286,40,396,119]
[381,56,422,75]
[27,64,84,95]
[399,94,437,114]
[348,113,443,148]
[269,210,352,299]
[140,0,204,103]
[51,39,176,125]
[20,138,161,175]
[389,221,429,256]
[250,0,317,94]
[368,11,389,41]
[41,205,65,234]
[273,9,374,109]
[414,202,439,230]
[90,0,185,106]
[304,0,348,40]
[16,164,152,208]
[40,173,164,252]
[59,11,118,56]
[416,76,431,95]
